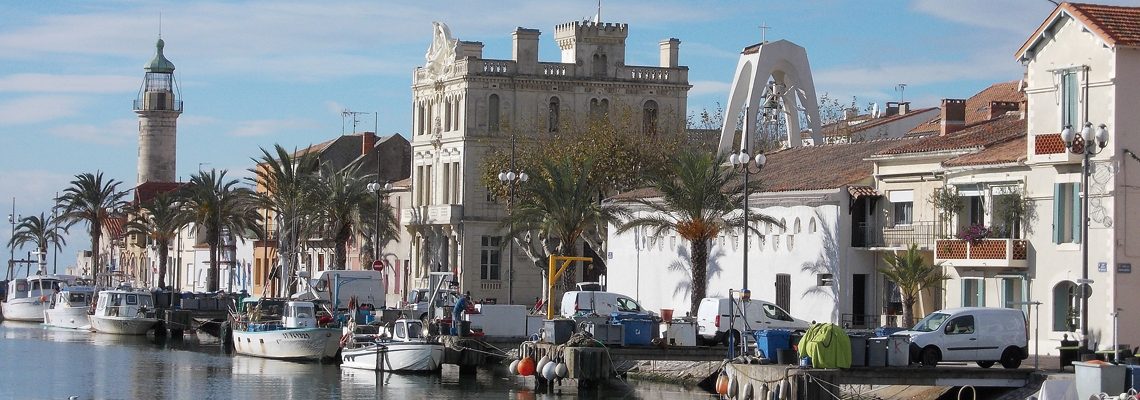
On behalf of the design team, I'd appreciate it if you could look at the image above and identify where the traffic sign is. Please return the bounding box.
[372,260,385,270]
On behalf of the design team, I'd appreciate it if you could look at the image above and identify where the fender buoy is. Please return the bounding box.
[715,373,729,395]
[541,362,557,380]
[758,383,769,400]
[727,374,738,398]
[555,362,568,378]
[508,359,520,375]
[740,382,752,400]
[517,357,535,376]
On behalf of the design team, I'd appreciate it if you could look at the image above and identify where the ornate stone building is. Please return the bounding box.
[406,19,690,304]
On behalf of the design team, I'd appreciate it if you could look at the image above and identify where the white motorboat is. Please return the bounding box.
[43,285,96,329]
[340,319,444,372]
[230,299,341,362]
[90,289,158,335]
[2,275,78,322]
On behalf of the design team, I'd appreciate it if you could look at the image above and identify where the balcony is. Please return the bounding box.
[402,204,464,226]
[854,221,941,249]
[934,238,1029,268]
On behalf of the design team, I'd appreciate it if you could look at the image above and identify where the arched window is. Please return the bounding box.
[417,103,425,135]
[794,218,802,234]
[548,97,560,132]
[642,100,658,135]
[488,94,500,133]
[808,218,817,233]
[1052,281,1080,332]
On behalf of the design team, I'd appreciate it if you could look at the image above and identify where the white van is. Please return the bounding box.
[559,291,653,319]
[292,270,386,310]
[897,307,1028,368]
[696,297,811,346]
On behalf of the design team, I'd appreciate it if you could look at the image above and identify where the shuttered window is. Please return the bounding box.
[1053,183,1080,244]
[776,273,791,314]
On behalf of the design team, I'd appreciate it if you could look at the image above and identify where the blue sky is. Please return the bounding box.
[0,0,1113,272]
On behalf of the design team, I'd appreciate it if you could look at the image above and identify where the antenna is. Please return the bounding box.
[596,0,602,23]
[341,109,368,135]
[759,23,771,43]
[895,83,907,103]
[158,12,163,38]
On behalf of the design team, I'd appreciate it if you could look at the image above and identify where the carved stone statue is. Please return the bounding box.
[424,21,457,79]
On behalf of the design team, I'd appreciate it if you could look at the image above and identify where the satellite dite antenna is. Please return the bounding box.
[896,83,907,103]
[341,109,369,135]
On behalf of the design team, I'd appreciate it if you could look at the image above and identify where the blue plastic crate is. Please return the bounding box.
[753,329,792,359]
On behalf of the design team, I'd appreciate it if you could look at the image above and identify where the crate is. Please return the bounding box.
[584,323,624,346]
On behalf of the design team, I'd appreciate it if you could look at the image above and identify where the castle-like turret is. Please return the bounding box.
[554,21,628,78]
[134,38,182,184]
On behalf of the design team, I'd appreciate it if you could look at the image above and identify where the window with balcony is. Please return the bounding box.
[962,278,984,307]
[480,236,501,280]
[1053,183,1080,244]
[889,190,913,226]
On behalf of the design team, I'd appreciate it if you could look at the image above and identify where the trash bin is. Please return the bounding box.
[868,337,888,367]
[849,335,868,367]
[887,335,910,366]
[753,329,792,359]
[875,326,906,337]
[542,319,575,344]
[1075,361,1125,400]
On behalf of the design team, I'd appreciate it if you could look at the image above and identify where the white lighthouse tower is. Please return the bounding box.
[134,38,182,184]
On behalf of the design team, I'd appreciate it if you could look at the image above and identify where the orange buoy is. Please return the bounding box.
[518,357,536,376]
[715,373,729,395]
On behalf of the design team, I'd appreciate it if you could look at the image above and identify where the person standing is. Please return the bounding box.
[451,292,471,336]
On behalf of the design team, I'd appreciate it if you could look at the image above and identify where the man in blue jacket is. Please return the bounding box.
[451,292,471,336]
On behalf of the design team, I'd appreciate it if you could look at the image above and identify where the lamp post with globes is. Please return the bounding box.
[498,168,528,305]
[729,150,766,295]
[367,180,393,266]
[1059,121,1109,351]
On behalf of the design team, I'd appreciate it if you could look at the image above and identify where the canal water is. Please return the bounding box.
[0,321,715,399]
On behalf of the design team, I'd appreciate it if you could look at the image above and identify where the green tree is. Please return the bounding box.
[181,169,263,292]
[878,244,950,327]
[928,187,964,238]
[312,164,386,270]
[249,144,321,295]
[615,149,780,313]
[55,172,128,285]
[9,212,69,275]
[124,192,187,289]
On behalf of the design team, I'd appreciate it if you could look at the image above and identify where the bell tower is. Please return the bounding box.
[134,38,182,184]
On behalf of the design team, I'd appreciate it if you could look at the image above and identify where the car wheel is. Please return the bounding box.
[921,347,940,367]
[976,361,995,368]
[1000,348,1023,369]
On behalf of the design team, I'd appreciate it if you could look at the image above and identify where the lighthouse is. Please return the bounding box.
[134,38,182,184]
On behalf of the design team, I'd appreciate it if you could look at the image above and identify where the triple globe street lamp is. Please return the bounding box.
[498,169,528,305]
[728,150,766,295]
[367,180,393,265]
[1058,121,1109,351]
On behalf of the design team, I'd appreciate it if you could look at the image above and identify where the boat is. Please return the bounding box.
[340,319,444,372]
[230,299,341,362]
[89,289,159,335]
[1,275,78,322]
[43,284,97,329]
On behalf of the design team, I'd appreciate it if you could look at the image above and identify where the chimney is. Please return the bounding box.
[456,40,484,59]
[659,38,680,68]
[885,102,900,117]
[362,132,377,156]
[843,107,858,120]
[988,101,1020,120]
[898,101,910,115]
[512,28,540,74]
[940,99,966,136]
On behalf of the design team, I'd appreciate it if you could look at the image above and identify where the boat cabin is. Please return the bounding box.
[95,290,155,318]
[283,301,317,329]
[6,275,74,301]
[392,319,426,342]
[52,287,95,308]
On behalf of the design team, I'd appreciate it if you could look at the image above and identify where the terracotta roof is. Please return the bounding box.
[908,81,1024,135]
[1017,2,1140,59]
[848,185,879,199]
[880,114,1025,155]
[942,136,1028,167]
[132,181,184,205]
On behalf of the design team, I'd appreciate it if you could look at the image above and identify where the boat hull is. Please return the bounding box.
[90,316,157,335]
[232,327,341,361]
[341,342,444,372]
[1,298,49,322]
[44,308,91,330]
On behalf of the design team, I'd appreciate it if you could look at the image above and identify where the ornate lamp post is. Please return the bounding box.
[367,180,393,265]
[1059,121,1109,350]
[729,150,766,294]
[498,167,528,305]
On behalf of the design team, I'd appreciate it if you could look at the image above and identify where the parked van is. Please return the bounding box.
[292,270,385,310]
[696,297,811,346]
[559,291,653,319]
[897,307,1028,368]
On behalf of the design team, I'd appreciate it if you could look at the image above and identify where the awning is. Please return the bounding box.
[848,185,880,200]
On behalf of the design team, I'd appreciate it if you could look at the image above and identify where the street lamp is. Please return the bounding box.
[729,150,766,295]
[498,167,528,305]
[367,180,393,265]
[1059,121,1109,350]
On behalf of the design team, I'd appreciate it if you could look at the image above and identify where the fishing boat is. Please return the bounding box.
[1,275,78,322]
[43,284,96,329]
[230,299,341,362]
[340,319,444,372]
[90,289,159,335]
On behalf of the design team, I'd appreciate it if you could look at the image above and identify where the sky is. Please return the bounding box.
[0,0,1123,274]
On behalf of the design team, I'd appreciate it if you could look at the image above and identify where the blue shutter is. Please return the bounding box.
[1053,183,1063,244]
[1073,183,1082,244]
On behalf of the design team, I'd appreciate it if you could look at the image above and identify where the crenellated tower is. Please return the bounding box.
[554,21,628,78]
[134,38,182,184]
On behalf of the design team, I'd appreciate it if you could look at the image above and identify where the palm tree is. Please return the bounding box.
[502,156,623,303]
[615,149,780,314]
[181,169,263,292]
[312,164,378,270]
[55,172,128,285]
[8,212,69,275]
[124,192,187,289]
[879,243,950,328]
[249,144,321,295]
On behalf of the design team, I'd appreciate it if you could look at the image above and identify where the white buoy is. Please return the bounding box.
[542,361,558,380]
[740,382,753,400]
[508,359,520,375]
[555,362,568,378]
[758,383,769,400]
[727,374,738,398]
[536,355,550,374]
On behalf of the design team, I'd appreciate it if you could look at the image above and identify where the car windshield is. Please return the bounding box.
[911,312,950,332]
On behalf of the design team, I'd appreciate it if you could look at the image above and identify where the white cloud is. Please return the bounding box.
[0,95,87,125]
[228,118,321,137]
[0,73,138,94]
[689,80,731,97]
[47,118,137,145]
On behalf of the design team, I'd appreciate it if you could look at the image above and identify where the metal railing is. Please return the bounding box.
[854,221,942,248]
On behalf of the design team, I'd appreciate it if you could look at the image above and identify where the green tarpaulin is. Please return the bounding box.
[798,323,851,369]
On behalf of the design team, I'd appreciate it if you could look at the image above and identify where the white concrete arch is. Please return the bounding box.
[717,40,823,156]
